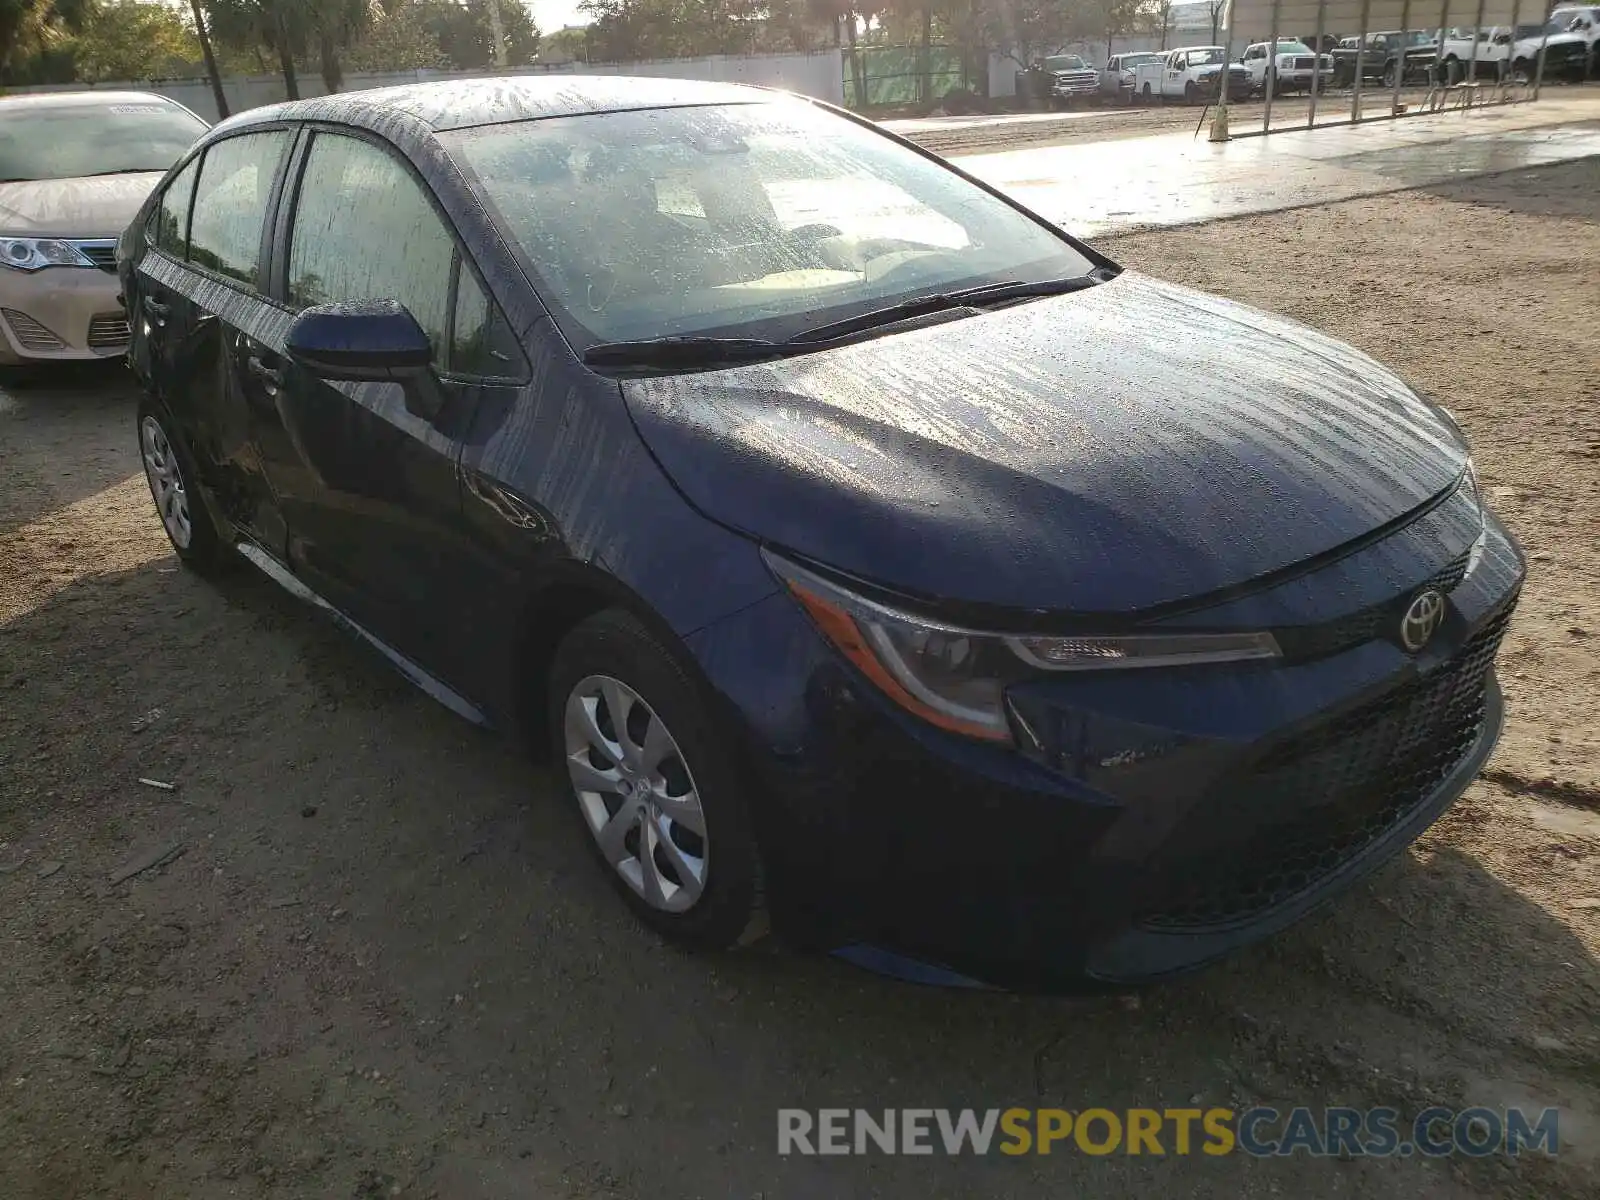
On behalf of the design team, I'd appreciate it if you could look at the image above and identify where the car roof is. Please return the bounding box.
[0,89,187,112]
[212,75,775,139]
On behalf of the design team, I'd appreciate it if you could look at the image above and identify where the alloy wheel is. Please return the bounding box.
[564,674,709,913]
[140,414,192,549]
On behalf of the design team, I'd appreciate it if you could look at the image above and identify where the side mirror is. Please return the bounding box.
[285,300,447,420]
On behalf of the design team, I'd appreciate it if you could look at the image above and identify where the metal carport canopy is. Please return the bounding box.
[1224,0,1531,36]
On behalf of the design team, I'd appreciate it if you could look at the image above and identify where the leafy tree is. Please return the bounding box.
[73,1,201,82]
[540,23,589,60]
[347,1,449,69]
[0,0,91,76]
[203,0,372,98]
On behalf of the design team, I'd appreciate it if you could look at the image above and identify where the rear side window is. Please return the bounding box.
[150,157,198,257]
[188,130,290,289]
[287,132,455,359]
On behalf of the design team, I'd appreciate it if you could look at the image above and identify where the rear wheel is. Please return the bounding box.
[550,608,765,951]
[136,399,230,573]
[1141,82,1153,103]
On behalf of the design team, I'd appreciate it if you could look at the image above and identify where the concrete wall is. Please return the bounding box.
[11,51,846,124]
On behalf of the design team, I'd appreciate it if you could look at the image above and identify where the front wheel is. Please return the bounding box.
[550,608,765,951]
[1382,62,1397,88]
[137,399,230,573]
[1184,80,1199,104]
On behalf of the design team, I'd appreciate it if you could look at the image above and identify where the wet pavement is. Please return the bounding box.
[951,92,1600,235]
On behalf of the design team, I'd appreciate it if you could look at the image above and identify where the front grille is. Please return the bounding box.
[1273,544,1475,661]
[1294,56,1316,69]
[0,308,66,352]
[86,312,131,349]
[1139,603,1512,932]
[72,241,118,273]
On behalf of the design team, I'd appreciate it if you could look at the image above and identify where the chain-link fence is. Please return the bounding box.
[842,45,976,109]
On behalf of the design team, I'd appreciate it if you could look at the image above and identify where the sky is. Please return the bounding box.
[528,0,591,33]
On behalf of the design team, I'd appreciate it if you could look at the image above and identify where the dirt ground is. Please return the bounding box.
[2,157,1598,1199]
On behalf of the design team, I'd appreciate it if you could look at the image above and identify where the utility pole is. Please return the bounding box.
[486,0,509,69]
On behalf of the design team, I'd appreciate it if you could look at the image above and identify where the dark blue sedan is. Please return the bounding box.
[120,77,1523,990]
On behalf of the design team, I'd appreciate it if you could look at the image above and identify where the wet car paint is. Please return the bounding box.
[623,270,1466,617]
[119,78,1525,991]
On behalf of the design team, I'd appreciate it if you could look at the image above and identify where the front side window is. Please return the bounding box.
[188,130,291,288]
[151,157,199,257]
[0,99,206,184]
[287,133,454,358]
[444,99,1094,347]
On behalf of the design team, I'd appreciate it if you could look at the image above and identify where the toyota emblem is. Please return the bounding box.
[1399,589,1446,652]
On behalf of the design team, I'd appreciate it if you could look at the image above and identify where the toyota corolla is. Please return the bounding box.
[120,79,1523,990]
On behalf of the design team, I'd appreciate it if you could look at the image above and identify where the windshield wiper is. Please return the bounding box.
[788,271,1112,345]
[81,167,166,177]
[0,177,37,184]
[582,271,1116,370]
[582,335,786,369]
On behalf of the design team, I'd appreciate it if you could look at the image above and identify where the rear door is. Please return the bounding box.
[255,127,521,682]
[133,127,297,555]
[126,154,198,396]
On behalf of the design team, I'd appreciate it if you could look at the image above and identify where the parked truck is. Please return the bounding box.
[1133,46,1253,104]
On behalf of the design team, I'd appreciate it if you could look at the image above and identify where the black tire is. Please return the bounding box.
[548,607,765,951]
[1140,82,1153,104]
[1382,62,1397,88]
[135,396,232,574]
[1184,80,1199,104]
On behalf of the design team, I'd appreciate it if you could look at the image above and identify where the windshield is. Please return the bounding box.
[1275,42,1315,54]
[1121,53,1163,66]
[1186,48,1226,66]
[0,100,206,183]
[1405,30,1435,45]
[445,100,1095,347]
[1042,56,1087,71]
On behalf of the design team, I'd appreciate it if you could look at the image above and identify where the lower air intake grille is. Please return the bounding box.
[1138,605,1513,932]
[87,313,131,349]
[1,308,66,352]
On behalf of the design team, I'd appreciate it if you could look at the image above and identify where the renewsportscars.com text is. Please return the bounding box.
[777,1106,1560,1158]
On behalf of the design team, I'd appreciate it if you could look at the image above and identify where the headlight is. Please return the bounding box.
[764,551,1281,744]
[0,237,96,272]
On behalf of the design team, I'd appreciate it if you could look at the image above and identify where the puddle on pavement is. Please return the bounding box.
[1327,122,1600,180]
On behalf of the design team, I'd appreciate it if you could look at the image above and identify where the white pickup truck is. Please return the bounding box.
[1439,17,1595,81]
[1133,46,1254,104]
[1239,39,1336,94]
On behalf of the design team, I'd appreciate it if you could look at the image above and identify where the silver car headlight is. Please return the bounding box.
[764,550,1281,744]
[0,237,96,272]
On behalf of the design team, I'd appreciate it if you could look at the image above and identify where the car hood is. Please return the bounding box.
[622,272,1467,615]
[0,173,164,237]
[1517,32,1589,52]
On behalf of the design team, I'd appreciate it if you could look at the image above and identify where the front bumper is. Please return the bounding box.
[688,506,1525,991]
[1050,79,1101,99]
[0,262,130,365]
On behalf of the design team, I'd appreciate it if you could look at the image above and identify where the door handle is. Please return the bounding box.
[247,353,283,392]
[142,296,170,320]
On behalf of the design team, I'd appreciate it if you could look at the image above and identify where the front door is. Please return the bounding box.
[253,128,507,685]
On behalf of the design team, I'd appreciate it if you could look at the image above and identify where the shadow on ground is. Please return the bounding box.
[0,362,142,535]
[2,558,1596,1198]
